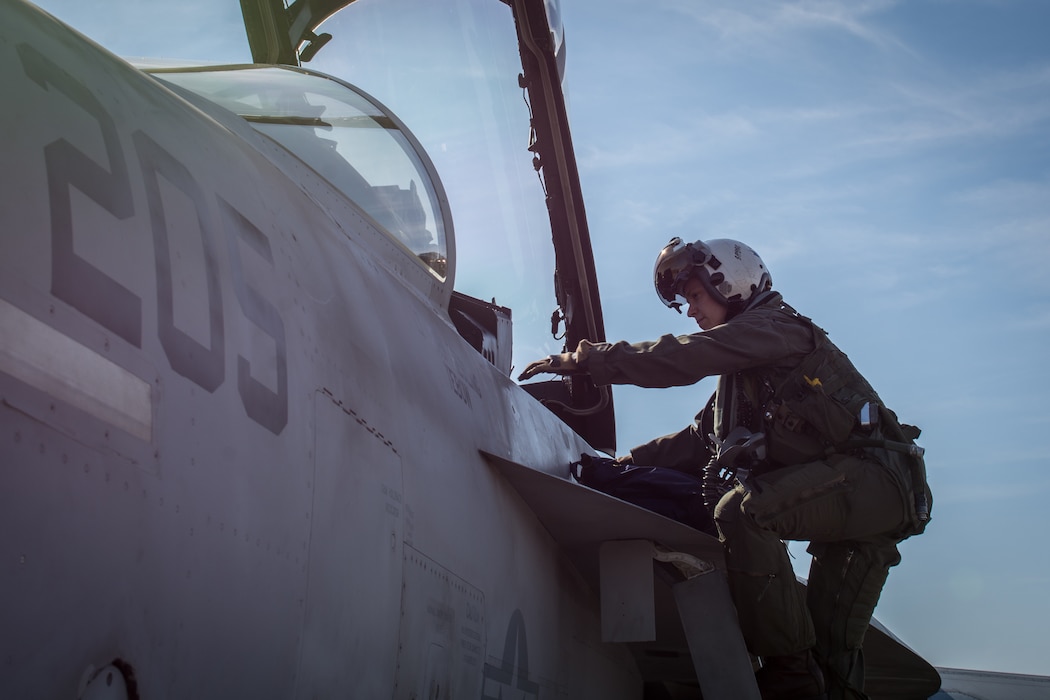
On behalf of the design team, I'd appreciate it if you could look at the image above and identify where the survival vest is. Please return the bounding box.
[753,305,931,535]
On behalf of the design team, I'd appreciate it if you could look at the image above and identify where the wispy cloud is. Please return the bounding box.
[853,66,1050,147]
[663,0,912,55]
[593,0,1049,165]
[577,112,763,171]
[778,0,916,54]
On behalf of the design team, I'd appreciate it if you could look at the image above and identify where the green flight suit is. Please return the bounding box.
[583,292,929,700]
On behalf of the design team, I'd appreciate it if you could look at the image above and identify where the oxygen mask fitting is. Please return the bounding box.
[703,427,768,506]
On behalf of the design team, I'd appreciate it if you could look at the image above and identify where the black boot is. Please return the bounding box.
[755,649,827,700]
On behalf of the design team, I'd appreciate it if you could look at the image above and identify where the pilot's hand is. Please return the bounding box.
[517,352,580,381]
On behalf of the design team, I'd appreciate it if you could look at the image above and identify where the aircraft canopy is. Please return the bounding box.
[153,64,451,279]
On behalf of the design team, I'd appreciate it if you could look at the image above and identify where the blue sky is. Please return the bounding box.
[29,0,1050,677]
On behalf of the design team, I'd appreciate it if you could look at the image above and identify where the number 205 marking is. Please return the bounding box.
[17,43,288,436]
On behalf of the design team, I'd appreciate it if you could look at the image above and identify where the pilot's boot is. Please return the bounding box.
[755,649,827,700]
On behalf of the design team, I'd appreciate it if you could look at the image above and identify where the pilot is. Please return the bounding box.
[519,237,932,700]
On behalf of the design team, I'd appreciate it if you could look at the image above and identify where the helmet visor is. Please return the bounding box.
[653,237,713,310]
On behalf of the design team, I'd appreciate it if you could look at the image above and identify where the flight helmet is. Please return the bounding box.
[653,237,772,318]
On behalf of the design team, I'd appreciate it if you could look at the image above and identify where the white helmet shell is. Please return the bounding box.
[654,237,772,315]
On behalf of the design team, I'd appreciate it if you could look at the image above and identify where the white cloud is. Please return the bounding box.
[661,0,912,57]
[577,111,763,171]
[779,0,915,54]
[853,66,1050,148]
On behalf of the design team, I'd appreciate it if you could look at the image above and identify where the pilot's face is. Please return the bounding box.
[682,277,727,330]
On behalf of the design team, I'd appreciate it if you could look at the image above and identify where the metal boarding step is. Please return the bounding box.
[600,539,759,700]
[483,452,759,698]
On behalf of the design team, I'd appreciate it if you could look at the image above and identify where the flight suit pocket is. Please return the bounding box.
[742,460,853,540]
